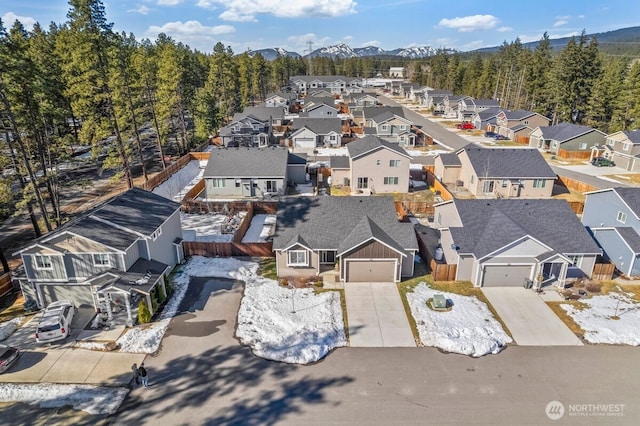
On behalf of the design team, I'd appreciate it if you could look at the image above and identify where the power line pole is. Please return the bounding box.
[305,41,314,76]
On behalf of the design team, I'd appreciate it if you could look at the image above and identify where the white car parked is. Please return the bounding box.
[35,300,76,343]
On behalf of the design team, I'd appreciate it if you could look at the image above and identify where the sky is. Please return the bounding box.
[2,0,639,54]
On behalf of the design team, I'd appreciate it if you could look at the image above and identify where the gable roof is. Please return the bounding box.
[537,122,605,142]
[361,106,406,121]
[347,135,411,160]
[459,146,556,179]
[616,227,640,253]
[292,118,342,135]
[288,152,307,165]
[272,197,418,252]
[612,187,640,217]
[330,155,350,169]
[438,153,462,167]
[234,106,283,122]
[447,199,601,258]
[623,130,640,144]
[472,99,500,108]
[501,110,538,121]
[476,107,502,120]
[203,147,288,178]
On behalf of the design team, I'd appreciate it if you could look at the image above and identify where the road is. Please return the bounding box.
[111,276,639,426]
[551,165,630,190]
[376,93,470,151]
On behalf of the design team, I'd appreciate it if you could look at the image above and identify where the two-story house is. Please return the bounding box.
[495,110,550,140]
[299,100,340,119]
[443,95,472,118]
[290,75,362,95]
[290,118,343,149]
[582,187,640,276]
[471,107,502,131]
[433,146,556,198]
[597,130,640,172]
[457,98,500,121]
[420,89,452,109]
[330,135,411,194]
[529,122,606,155]
[362,107,415,146]
[347,93,379,111]
[14,188,183,323]
[219,106,286,147]
[264,91,297,108]
[203,146,288,198]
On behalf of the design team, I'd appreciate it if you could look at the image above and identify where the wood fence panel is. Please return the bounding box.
[0,273,12,297]
[233,204,254,243]
[430,259,457,281]
[567,201,585,215]
[557,149,592,160]
[182,241,273,257]
[183,179,205,201]
[515,135,530,145]
[592,261,615,281]
[555,175,599,193]
[189,152,210,161]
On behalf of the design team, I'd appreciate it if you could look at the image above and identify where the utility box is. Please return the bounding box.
[523,278,533,289]
[432,294,447,309]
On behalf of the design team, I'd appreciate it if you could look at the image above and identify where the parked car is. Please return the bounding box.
[591,157,615,167]
[494,134,509,140]
[484,131,496,137]
[0,345,20,373]
[455,122,474,130]
[35,300,75,343]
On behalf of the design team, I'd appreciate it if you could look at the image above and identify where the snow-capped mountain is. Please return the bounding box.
[353,46,386,56]
[248,48,301,61]
[388,46,437,58]
[307,43,359,59]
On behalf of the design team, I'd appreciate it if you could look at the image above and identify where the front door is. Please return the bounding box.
[542,263,563,287]
[242,179,255,196]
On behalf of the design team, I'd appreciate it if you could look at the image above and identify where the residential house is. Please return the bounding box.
[14,188,183,323]
[299,100,339,119]
[219,106,286,147]
[596,130,640,172]
[290,75,362,95]
[264,91,297,108]
[457,98,500,121]
[420,89,452,110]
[308,89,334,98]
[433,146,556,198]
[347,93,379,111]
[290,118,343,149]
[342,135,412,194]
[362,107,415,146]
[203,146,288,198]
[272,196,418,282]
[389,67,404,78]
[471,107,502,131]
[433,199,601,287]
[529,122,606,154]
[287,152,308,184]
[443,95,472,118]
[495,110,550,140]
[582,187,640,276]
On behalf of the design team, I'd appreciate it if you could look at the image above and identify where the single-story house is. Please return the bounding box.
[290,118,343,149]
[529,122,606,154]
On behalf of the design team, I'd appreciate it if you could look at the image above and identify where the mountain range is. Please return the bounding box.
[248,43,455,60]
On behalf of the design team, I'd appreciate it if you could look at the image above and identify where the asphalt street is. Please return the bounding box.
[112,276,640,426]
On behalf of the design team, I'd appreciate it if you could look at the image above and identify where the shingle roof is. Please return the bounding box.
[477,107,502,120]
[613,187,640,217]
[347,135,411,159]
[473,99,500,108]
[438,153,462,167]
[292,118,342,134]
[448,199,601,258]
[616,227,640,253]
[234,106,283,122]
[291,75,359,83]
[288,152,307,165]
[272,197,418,251]
[69,216,139,251]
[623,130,640,144]
[362,106,406,121]
[330,156,350,169]
[203,147,288,178]
[538,122,603,142]
[502,110,537,121]
[460,146,556,179]
[510,124,530,132]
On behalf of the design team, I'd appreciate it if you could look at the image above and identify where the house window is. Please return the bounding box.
[533,179,546,188]
[287,250,307,266]
[93,253,110,267]
[399,125,406,131]
[376,160,381,166]
[482,181,495,193]
[235,179,241,188]
[471,175,475,184]
[502,180,509,188]
[212,178,226,188]
[579,142,588,150]
[384,177,399,185]
[623,142,631,151]
[357,177,369,189]
[151,228,162,241]
[381,124,388,131]
[569,255,583,267]
[617,211,627,223]
[524,120,529,125]
[608,139,615,146]
[34,255,52,270]
[330,135,336,141]
[389,160,401,167]
[266,180,277,192]
[437,213,442,226]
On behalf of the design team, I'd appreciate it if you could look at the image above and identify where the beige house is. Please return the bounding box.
[434,146,556,198]
[495,110,550,139]
[596,130,640,171]
[334,136,411,194]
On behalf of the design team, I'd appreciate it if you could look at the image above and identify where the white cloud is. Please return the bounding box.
[518,34,543,43]
[437,14,499,32]
[202,0,357,22]
[343,35,353,41]
[157,0,184,5]
[127,5,150,15]
[196,0,217,9]
[2,12,37,31]
[577,14,585,19]
[553,19,568,27]
[146,20,236,51]
[497,26,512,33]
[435,37,456,48]
[286,33,331,48]
[361,40,381,47]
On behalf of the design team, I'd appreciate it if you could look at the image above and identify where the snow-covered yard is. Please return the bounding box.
[180,212,246,243]
[561,292,640,345]
[406,283,512,357]
[241,214,276,243]
[152,160,207,201]
[0,316,24,341]
[316,147,348,156]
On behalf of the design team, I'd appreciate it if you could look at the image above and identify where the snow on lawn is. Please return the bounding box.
[316,147,348,156]
[241,214,276,243]
[0,317,24,342]
[561,292,640,345]
[152,160,206,201]
[295,182,316,196]
[181,212,246,243]
[233,263,347,364]
[407,283,512,357]
[0,383,128,415]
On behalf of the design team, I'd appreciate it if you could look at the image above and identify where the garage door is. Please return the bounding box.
[295,138,315,149]
[481,265,533,287]
[39,284,95,307]
[346,260,396,282]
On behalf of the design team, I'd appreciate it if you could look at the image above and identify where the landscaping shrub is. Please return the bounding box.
[585,281,602,293]
[138,299,151,324]
[157,284,167,304]
[279,278,288,287]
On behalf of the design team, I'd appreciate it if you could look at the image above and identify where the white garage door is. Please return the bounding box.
[295,138,315,149]
[482,265,533,287]
[346,260,396,282]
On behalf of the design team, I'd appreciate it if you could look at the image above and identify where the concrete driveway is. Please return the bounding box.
[344,282,415,347]
[482,287,582,346]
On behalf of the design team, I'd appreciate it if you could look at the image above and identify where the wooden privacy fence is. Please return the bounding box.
[592,259,615,281]
[557,148,592,160]
[138,152,211,192]
[515,135,530,145]
[182,200,277,215]
[0,273,13,297]
[567,201,585,215]
[431,259,457,281]
[401,201,435,216]
[555,175,599,193]
[183,241,273,257]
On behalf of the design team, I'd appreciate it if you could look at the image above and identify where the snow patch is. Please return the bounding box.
[152,160,206,201]
[181,212,246,243]
[0,317,24,342]
[241,214,276,243]
[316,147,348,156]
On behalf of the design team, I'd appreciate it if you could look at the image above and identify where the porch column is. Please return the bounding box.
[125,293,133,326]
[159,276,167,301]
[558,262,569,288]
[146,294,154,315]
[105,293,113,321]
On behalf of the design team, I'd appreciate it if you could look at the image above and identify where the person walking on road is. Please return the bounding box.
[131,363,140,386]
[139,363,149,387]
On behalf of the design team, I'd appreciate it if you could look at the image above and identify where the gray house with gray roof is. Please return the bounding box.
[582,187,640,276]
[273,197,418,282]
[434,199,601,287]
[529,122,606,154]
[15,188,183,322]
[290,118,343,149]
[203,147,289,198]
